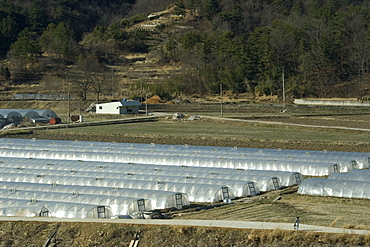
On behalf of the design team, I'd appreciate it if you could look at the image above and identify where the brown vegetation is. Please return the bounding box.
[1,221,370,247]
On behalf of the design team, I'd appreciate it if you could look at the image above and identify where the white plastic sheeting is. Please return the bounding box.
[0,157,287,193]
[1,138,368,217]
[10,169,258,196]
[0,166,255,197]
[0,171,233,203]
[2,138,366,170]
[1,140,311,218]
[0,181,188,210]
[0,157,302,187]
[236,170,303,187]
[0,148,339,176]
[0,198,113,218]
[0,188,151,216]
[297,178,370,199]
[328,169,370,182]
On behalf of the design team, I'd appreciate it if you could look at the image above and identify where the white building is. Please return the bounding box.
[96,100,142,114]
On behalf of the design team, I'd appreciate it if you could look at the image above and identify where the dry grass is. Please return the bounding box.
[1,221,370,247]
[330,217,342,227]
[171,190,370,231]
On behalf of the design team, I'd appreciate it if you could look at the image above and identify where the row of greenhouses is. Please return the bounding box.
[0,156,300,189]
[0,198,113,218]
[0,155,283,198]
[0,171,234,203]
[0,181,188,210]
[1,138,367,174]
[0,188,152,216]
[0,110,59,127]
[298,169,370,199]
[0,138,368,218]
[0,157,243,218]
[0,148,344,176]
[0,167,261,197]
[2,138,368,169]
[0,157,302,187]
[328,169,370,181]
[0,149,300,218]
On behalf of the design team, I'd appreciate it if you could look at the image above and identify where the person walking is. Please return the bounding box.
[294,217,300,230]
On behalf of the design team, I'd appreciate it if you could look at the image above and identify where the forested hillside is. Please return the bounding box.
[1,0,370,101]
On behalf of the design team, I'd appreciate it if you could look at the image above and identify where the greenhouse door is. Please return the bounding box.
[97,206,107,218]
[39,206,49,217]
[222,186,230,200]
[248,182,257,197]
[137,199,146,212]
[294,173,302,185]
[333,164,339,173]
[272,177,280,190]
[175,193,183,210]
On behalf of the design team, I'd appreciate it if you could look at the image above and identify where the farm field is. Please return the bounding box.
[8,111,370,153]
[2,102,370,246]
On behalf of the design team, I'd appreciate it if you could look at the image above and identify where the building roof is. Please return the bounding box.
[96,100,142,107]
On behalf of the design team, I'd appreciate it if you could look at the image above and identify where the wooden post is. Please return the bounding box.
[282,69,286,106]
[220,84,223,118]
[68,92,70,123]
[129,231,140,247]
[145,88,148,116]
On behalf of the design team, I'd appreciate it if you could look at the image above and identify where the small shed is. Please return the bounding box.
[96,100,142,114]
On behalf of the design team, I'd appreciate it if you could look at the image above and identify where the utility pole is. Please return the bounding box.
[282,69,286,106]
[220,84,223,118]
[111,68,114,100]
[67,91,70,123]
[145,88,148,116]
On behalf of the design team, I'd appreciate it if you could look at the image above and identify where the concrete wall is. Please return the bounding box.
[96,102,120,114]
[294,99,370,107]
[120,106,140,114]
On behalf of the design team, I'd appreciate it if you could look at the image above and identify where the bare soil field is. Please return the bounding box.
[7,113,370,153]
[1,102,370,246]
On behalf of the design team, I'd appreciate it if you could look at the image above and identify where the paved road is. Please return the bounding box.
[1,217,369,235]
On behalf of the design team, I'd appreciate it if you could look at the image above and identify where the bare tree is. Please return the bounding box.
[73,56,105,100]
[346,13,370,96]
[90,72,118,102]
